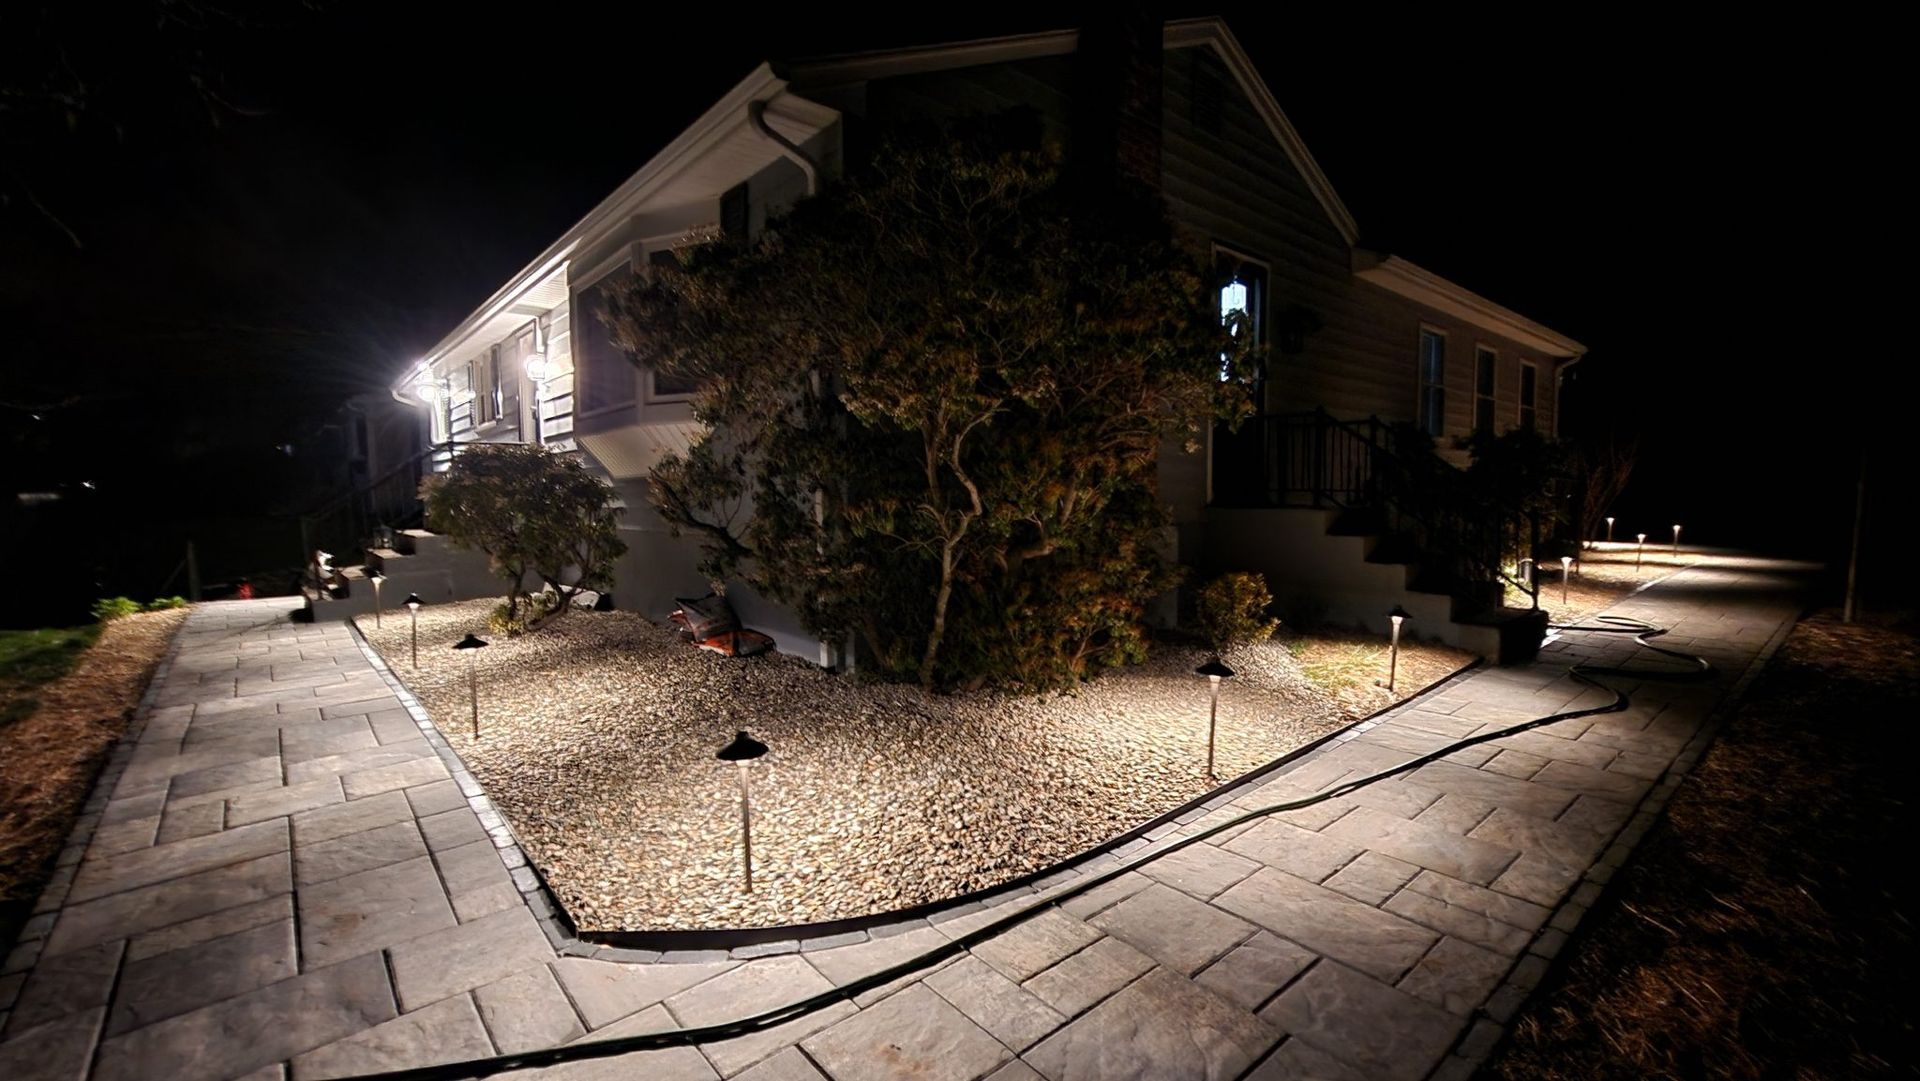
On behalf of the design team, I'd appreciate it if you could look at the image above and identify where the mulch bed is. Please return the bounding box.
[1483,612,1917,1080]
[0,608,189,952]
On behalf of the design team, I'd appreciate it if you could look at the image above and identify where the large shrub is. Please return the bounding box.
[419,444,625,633]
[1193,572,1279,654]
[607,117,1254,690]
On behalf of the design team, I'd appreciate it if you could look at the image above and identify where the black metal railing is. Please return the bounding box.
[297,440,519,586]
[1213,410,1543,611]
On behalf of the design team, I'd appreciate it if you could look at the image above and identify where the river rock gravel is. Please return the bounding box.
[359,602,1378,932]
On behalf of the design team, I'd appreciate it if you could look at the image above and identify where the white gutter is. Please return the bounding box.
[749,100,820,196]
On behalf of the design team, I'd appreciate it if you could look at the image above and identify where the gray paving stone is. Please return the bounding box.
[405,779,466,818]
[1088,883,1254,976]
[1382,887,1533,956]
[473,966,584,1053]
[1488,853,1584,908]
[169,757,285,801]
[299,855,456,968]
[924,955,1065,1051]
[109,919,297,1036]
[67,819,287,904]
[1193,932,1317,1012]
[1025,966,1276,1081]
[552,957,736,1030]
[90,815,161,857]
[5,939,122,1033]
[525,1004,718,1079]
[1530,759,1650,802]
[969,909,1101,983]
[1403,870,1552,933]
[291,789,413,846]
[155,799,228,844]
[799,923,946,992]
[1396,935,1509,1016]
[1214,869,1437,984]
[295,820,427,885]
[366,708,424,745]
[341,755,451,799]
[46,851,290,957]
[1322,850,1420,906]
[291,992,492,1080]
[804,983,1010,1081]
[226,778,346,827]
[1322,806,1522,886]
[1260,960,1457,1081]
[1404,761,1577,820]
[736,1046,828,1080]
[1056,871,1153,920]
[285,746,431,787]
[1222,818,1365,882]
[0,1006,107,1081]
[1135,842,1260,901]
[1021,936,1154,1018]
[984,1062,1043,1081]
[1244,1037,1370,1080]
[388,906,552,1011]
[667,955,851,1076]
[418,808,489,851]
[91,952,396,1081]
[126,894,295,962]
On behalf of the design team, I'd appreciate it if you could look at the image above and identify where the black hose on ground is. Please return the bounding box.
[343,615,1711,1081]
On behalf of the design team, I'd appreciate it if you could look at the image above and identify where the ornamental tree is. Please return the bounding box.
[607,116,1255,690]
[419,443,625,633]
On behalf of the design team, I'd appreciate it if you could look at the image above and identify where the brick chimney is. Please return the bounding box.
[1070,4,1165,192]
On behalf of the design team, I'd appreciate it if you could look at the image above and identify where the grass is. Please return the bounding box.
[0,624,104,730]
[1283,629,1476,717]
[1483,611,1916,1080]
[0,609,187,954]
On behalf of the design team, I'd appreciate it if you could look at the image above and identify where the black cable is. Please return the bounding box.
[343,615,1710,1081]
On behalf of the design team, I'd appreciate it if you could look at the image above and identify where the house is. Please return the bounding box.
[368,15,1585,661]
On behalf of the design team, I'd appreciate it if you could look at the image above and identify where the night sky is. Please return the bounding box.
[1,3,1901,604]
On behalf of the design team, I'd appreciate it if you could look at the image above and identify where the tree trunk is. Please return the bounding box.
[919,541,958,691]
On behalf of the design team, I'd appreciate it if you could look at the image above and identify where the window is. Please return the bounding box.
[646,249,699,399]
[1519,361,1538,431]
[576,264,638,412]
[1216,250,1267,388]
[466,354,496,426]
[1474,346,1497,435]
[492,325,531,434]
[1417,329,1446,437]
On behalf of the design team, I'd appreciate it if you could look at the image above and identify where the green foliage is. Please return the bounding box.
[1465,427,1573,563]
[145,596,188,611]
[91,597,143,622]
[1194,572,1280,653]
[607,118,1254,690]
[420,444,626,634]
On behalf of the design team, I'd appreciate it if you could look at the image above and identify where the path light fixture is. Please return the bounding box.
[1518,557,1534,589]
[368,569,387,627]
[1605,516,1616,543]
[454,634,489,738]
[1636,533,1647,571]
[404,593,424,669]
[1560,555,1573,605]
[1194,658,1235,780]
[1672,523,1682,557]
[716,730,769,893]
[1385,605,1411,693]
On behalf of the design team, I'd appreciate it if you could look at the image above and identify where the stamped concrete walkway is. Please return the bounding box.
[0,553,1807,1081]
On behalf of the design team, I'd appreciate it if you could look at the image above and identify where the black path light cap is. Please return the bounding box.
[404,593,425,610]
[454,633,489,651]
[1195,658,1235,680]
[368,569,387,583]
[716,729,768,762]
[1388,604,1412,622]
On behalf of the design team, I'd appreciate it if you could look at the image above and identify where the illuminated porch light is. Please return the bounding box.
[716,730,769,893]
[413,379,441,404]
[525,352,552,383]
[1194,658,1235,780]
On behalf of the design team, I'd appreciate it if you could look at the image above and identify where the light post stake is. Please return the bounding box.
[1605,516,1615,543]
[1195,659,1234,780]
[404,594,423,669]
[369,570,386,628]
[1636,533,1647,572]
[1671,523,1682,557]
[1386,605,1410,693]
[454,634,488,738]
[1560,555,1573,606]
[717,731,768,893]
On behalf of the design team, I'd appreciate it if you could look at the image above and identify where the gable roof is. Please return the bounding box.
[1354,252,1586,358]
[781,16,1360,245]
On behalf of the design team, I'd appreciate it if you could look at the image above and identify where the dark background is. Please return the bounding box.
[0,3,1901,624]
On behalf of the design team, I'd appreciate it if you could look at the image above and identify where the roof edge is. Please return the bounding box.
[1354,251,1586,358]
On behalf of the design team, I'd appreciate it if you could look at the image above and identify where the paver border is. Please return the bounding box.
[1424,587,1804,1081]
[347,617,1482,959]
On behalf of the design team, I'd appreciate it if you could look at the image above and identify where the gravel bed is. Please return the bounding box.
[360,602,1366,932]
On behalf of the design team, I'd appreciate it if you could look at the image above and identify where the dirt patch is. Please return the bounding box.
[1483,612,1916,1080]
[0,608,188,951]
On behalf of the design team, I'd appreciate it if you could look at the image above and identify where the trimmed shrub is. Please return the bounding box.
[91,597,143,622]
[1194,572,1279,653]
